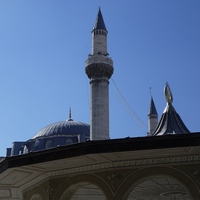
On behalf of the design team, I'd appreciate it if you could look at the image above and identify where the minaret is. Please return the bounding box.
[148,97,158,136]
[85,8,114,140]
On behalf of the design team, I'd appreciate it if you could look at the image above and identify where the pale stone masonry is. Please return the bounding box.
[85,8,114,140]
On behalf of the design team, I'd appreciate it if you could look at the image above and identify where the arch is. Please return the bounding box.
[115,167,200,200]
[24,186,47,200]
[45,139,53,149]
[127,176,191,200]
[34,139,41,151]
[30,193,43,200]
[62,182,106,200]
[53,174,113,200]
[65,138,73,145]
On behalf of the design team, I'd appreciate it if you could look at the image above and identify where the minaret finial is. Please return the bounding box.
[149,87,152,98]
[68,107,73,121]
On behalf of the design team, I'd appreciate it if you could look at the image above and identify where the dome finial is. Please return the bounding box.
[68,107,73,121]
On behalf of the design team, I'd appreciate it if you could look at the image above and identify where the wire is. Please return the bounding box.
[111,78,147,132]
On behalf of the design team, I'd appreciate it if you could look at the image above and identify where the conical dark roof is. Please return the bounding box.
[152,83,190,136]
[152,104,190,136]
[148,97,158,115]
[93,8,107,31]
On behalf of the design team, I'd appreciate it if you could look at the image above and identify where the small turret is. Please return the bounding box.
[148,97,158,136]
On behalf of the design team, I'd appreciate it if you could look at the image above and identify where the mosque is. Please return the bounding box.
[0,8,200,200]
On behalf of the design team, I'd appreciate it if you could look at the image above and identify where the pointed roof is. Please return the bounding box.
[148,97,158,116]
[152,83,190,136]
[152,104,190,136]
[93,8,107,31]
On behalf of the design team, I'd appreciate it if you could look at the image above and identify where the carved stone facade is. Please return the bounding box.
[0,134,200,199]
[21,162,200,199]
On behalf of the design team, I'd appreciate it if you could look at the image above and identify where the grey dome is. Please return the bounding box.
[32,120,90,139]
[21,119,90,153]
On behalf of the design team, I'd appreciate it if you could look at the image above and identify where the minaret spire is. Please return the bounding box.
[85,9,114,140]
[93,7,107,31]
[148,95,158,136]
[92,8,108,56]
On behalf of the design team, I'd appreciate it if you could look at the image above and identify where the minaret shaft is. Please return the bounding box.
[90,78,109,140]
[148,114,158,135]
[92,30,108,55]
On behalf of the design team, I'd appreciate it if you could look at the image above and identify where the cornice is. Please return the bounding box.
[20,154,200,191]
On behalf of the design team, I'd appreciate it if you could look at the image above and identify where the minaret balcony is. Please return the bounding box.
[86,54,113,67]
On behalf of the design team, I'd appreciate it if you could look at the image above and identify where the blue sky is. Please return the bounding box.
[0,1,200,156]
